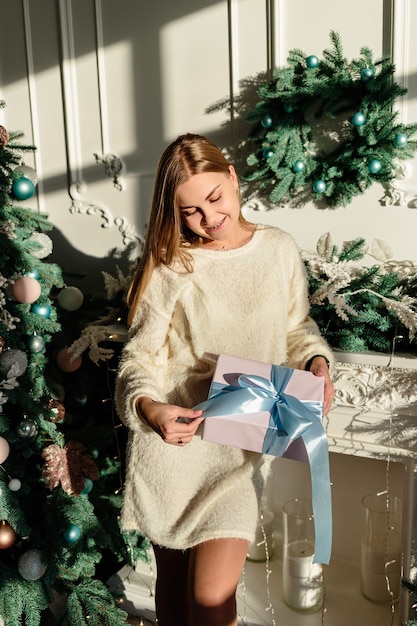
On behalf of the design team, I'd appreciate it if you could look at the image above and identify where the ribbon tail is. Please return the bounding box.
[301,421,332,564]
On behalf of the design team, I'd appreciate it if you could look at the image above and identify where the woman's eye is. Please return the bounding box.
[210,196,221,203]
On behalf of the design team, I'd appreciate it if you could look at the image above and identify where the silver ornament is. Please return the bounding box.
[18,549,47,580]
[27,233,53,259]
[0,349,28,377]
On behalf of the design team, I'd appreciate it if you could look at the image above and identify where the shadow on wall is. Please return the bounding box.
[48,226,138,298]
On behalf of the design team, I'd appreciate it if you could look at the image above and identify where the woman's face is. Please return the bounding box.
[177,166,241,246]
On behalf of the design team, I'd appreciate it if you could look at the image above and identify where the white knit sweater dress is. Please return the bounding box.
[115,225,333,549]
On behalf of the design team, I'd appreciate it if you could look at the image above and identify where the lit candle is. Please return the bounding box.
[360,545,401,602]
[282,539,323,611]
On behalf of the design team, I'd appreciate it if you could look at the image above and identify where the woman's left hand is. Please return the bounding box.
[308,356,335,415]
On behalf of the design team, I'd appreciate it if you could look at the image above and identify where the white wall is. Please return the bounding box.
[0,0,416,294]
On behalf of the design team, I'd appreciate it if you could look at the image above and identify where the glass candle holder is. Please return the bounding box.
[247,509,275,562]
[282,498,323,612]
[361,492,402,603]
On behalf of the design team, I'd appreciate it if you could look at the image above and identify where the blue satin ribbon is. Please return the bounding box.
[195,365,332,564]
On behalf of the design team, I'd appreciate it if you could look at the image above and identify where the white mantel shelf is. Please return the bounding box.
[326,349,417,462]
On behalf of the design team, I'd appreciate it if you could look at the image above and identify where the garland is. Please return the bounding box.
[303,233,417,353]
[244,31,417,208]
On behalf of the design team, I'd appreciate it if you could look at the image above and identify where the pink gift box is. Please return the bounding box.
[200,354,324,461]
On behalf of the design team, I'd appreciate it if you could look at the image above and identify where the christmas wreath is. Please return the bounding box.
[244,31,417,208]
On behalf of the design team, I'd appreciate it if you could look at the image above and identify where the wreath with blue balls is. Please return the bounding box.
[244,31,417,208]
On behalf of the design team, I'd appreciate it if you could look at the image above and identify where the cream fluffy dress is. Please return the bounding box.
[115,225,333,549]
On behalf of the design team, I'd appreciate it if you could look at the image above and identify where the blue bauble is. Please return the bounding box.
[351,112,366,127]
[31,302,51,318]
[361,68,374,82]
[25,268,40,280]
[368,159,382,174]
[283,102,294,113]
[292,160,305,173]
[306,55,319,69]
[28,335,45,353]
[393,133,408,148]
[63,524,81,543]
[11,176,35,201]
[263,147,274,159]
[261,114,273,128]
[313,179,326,193]
[81,478,94,495]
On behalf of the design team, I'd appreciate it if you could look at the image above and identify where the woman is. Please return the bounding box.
[115,133,334,626]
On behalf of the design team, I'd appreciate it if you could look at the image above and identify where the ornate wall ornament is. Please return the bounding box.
[380,159,417,208]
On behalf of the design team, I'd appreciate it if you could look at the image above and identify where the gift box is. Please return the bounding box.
[199,354,324,461]
[196,354,332,564]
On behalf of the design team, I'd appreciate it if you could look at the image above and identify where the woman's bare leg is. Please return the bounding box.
[152,544,190,626]
[188,538,249,626]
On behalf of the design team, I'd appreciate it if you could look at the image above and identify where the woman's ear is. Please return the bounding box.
[228,165,239,189]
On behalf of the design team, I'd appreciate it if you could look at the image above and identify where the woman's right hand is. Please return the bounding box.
[136,397,204,446]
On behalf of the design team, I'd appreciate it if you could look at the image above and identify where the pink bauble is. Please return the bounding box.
[12,276,41,304]
[0,437,10,464]
[56,348,82,373]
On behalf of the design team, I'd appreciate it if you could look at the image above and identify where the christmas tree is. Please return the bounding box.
[0,102,146,626]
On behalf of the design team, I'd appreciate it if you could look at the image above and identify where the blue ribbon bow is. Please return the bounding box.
[195,365,332,564]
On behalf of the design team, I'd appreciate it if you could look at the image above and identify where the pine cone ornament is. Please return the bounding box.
[0,126,9,148]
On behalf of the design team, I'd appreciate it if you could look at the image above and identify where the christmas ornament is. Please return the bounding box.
[28,334,45,353]
[14,164,38,186]
[0,521,17,549]
[0,125,9,147]
[57,286,84,311]
[361,67,374,81]
[292,160,305,173]
[16,416,38,438]
[244,31,417,208]
[368,159,382,174]
[306,54,319,68]
[41,440,99,496]
[0,349,28,377]
[11,176,35,201]
[31,302,51,318]
[63,524,81,543]
[47,398,66,423]
[81,477,94,494]
[351,111,366,127]
[56,347,82,373]
[12,276,41,304]
[393,132,408,148]
[18,549,47,580]
[0,437,10,464]
[27,232,53,259]
[8,478,22,491]
[25,267,40,279]
[313,180,326,193]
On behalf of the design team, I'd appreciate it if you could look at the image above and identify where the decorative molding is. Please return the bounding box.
[59,0,140,248]
[68,182,143,248]
[380,159,417,208]
[326,353,417,461]
[380,0,417,207]
[22,0,45,212]
[93,152,126,191]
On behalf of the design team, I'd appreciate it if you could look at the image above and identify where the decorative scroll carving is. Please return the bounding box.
[333,361,417,412]
[380,160,417,208]
[68,182,144,248]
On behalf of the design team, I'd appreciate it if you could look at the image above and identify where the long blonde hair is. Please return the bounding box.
[127,133,247,324]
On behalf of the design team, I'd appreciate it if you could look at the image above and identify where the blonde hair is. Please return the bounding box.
[127,133,247,325]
